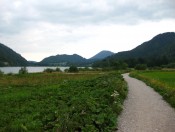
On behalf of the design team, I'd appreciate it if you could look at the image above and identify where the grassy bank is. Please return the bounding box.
[130,71,175,108]
[0,71,127,131]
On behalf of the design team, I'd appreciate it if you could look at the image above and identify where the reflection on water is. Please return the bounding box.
[0,67,69,74]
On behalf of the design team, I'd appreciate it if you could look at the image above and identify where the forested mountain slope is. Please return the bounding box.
[93,32,175,68]
[0,43,28,66]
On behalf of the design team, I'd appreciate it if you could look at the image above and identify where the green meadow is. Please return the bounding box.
[130,70,175,108]
[0,71,127,131]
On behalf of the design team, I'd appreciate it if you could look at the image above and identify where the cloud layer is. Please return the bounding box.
[0,0,175,61]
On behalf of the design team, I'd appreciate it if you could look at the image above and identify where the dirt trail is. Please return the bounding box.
[117,73,175,132]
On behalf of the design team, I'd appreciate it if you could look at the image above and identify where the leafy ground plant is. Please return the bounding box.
[130,70,175,108]
[0,72,127,131]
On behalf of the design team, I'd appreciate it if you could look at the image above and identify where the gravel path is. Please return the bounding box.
[117,73,175,132]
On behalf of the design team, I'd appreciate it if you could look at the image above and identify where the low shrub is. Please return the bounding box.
[19,67,28,74]
[44,68,62,73]
[68,66,79,73]
[164,63,175,68]
[7,72,14,76]
[55,67,61,72]
[0,70,4,75]
[43,68,54,73]
[135,64,147,70]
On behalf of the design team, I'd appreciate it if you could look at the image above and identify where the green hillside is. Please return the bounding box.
[39,51,115,66]
[93,32,175,68]
[0,43,28,66]
[90,50,114,60]
[39,54,88,66]
[114,32,175,59]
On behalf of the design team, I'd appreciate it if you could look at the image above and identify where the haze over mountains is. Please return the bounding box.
[0,32,175,67]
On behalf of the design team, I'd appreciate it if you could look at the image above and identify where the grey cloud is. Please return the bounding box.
[0,0,175,35]
[31,0,175,25]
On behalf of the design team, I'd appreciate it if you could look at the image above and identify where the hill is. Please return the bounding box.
[112,32,175,59]
[93,32,175,68]
[90,50,114,60]
[0,43,28,66]
[39,50,114,66]
[39,54,87,66]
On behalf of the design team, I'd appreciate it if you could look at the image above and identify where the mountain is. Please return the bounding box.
[39,54,87,66]
[93,32,175,68]
[0,43,28,66]
[90,50,114,60]
[39,50,115,66]
[28,61,38,66]
[112,32,175,59]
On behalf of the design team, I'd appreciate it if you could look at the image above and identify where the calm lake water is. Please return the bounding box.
[0,67,69,74]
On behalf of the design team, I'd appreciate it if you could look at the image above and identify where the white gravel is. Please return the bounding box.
[117,73,175,132]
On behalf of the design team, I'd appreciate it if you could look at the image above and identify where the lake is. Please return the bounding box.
[0,67,69,74]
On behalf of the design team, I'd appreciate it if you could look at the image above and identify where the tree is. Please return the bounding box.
[43,68,54,73]
[0,70,4,75]
[19,67,28,74]
[55,67,62,72]
[68,66,79,73]
[135,64,147,70]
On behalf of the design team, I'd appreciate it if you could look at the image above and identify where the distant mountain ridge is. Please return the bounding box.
[93,32,175,68]
[0,43,28,66]
[39,51,114,66]
[2,32,174,68]
[0,42,114,67]
[39,54,87,66]
[112,32,175,59]
[90,50,114,60]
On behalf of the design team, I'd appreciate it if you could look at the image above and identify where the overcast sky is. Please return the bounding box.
[0,0,175,61]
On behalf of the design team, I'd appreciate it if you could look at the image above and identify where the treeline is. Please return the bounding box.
[93,55,175,69]
[93,32,175,69]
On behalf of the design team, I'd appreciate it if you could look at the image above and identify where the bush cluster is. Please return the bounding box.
[68,66,79,73]
[135,64,147,70]
[43,67,62,73]
[18,67,28,74]
[0,70,4,75]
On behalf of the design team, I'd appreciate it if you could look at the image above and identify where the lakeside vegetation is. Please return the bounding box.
[0,71,127,131]
[130,70,175,108]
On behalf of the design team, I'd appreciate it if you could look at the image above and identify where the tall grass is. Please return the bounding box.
[130,71,175,108]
